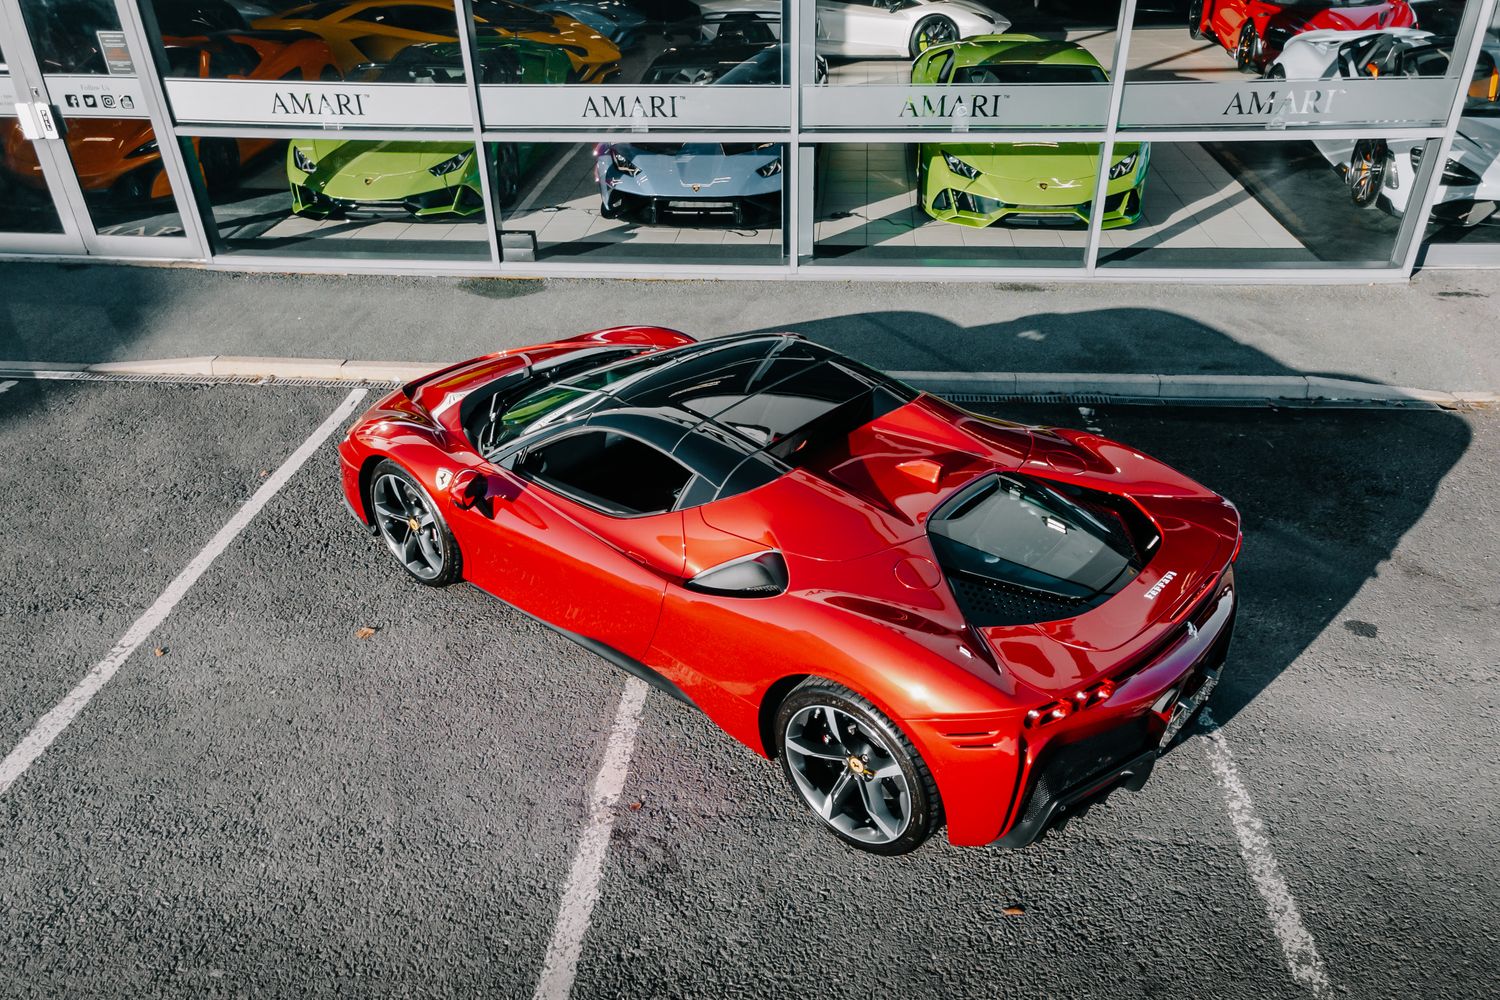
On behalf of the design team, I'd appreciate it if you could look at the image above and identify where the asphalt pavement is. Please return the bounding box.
[2,261,1498,396]
[2,378,1495,999]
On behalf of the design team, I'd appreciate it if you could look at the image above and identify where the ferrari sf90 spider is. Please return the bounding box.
[339,330,1242,854]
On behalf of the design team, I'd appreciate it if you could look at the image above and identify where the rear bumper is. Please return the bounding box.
[989,568,1237,848]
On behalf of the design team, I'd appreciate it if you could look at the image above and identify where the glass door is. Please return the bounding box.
[0,14,87,253]
[1,0,200,256]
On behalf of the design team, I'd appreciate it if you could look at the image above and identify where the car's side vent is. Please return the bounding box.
[685,551,788,599]
[947,573,1089,627]
[941,727,1007,750]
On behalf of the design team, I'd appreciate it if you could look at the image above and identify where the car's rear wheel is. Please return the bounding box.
[1349,139,1388,209]
[369,460,462,586]
[775,678,941,855]
[1188,0,1207,40]
[910,15,958,57]
[199,138,240,196]
[1234,23,1262,71]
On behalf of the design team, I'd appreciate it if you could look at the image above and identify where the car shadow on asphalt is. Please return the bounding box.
[755,311,1473,736]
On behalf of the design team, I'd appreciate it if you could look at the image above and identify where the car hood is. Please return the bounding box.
[938,141,1141,184]
[295,139,470,193]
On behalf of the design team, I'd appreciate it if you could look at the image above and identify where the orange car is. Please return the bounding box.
[2,32,336,200]
[253,0,620,82]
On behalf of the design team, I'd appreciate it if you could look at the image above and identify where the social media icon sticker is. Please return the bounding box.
[83,95,97,108]
[65,94,79,108]
[102,95,116,108]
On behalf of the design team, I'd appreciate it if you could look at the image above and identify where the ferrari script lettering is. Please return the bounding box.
[1144,571,1177,600]
[1221,87,1343,118]
[272,91,370,117]
[582,95,684,119]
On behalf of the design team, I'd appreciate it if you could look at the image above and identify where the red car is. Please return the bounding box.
[1190,0,1418,71]
[339,329,1242,854]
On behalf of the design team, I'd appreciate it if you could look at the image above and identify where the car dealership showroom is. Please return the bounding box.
[2,0,1499,278]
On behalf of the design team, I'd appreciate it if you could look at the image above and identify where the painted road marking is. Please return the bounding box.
[1201,709,1331,996]
[0,380,17,394]
[0,388,367,798]
[533,677,650,1000]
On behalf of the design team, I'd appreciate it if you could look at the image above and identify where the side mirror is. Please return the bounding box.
[448,469,488,510]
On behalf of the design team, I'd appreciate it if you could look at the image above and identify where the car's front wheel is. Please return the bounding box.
[1234,23,1262,71]
[910,15,958,57]
[775,678,942,855]
[369,460,462,586]
[1188,0,1207,40]
[1349,139,1389,209]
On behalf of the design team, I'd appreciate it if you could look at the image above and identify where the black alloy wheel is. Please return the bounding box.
[369,460,462,586]
[1235,24,1262,72]
[910,15,958,58]
[1188,0,1207,40]
[775,678,942,855]
[1349,139,1389,209]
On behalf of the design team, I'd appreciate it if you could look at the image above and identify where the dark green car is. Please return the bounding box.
[913,35,1149,229]
[288,38,570,218]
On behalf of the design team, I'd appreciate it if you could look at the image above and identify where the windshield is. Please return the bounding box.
[956,63,1107,84]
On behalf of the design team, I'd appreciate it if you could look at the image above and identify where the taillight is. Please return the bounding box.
[1024,677,1116,729]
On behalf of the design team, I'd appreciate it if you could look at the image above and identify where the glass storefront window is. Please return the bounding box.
[499,141,785,263]
[0,100,68,235]
[811,140,1106,265]
[1422,2,1500,250]
[189,134,491,260]
[1097,138,1418,268]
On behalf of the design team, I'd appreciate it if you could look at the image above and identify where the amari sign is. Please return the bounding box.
[801,84,1111,130]
[1121,79,1455,129]
[163,80,470,128]
[483,86,781,130]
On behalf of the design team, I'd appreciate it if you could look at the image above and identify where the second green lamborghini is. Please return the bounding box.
[913,36,1149,229]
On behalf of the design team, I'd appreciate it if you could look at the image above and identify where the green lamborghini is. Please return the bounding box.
[287,38,569,219]
[913,36,1149,229]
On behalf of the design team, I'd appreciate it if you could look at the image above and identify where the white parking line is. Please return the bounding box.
[0,387,367,798]
[532,677,650,1000]
[1201,709,1331,996]
[0,380,17,394]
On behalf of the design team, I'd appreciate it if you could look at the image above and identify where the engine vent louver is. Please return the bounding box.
[947,573,1089,628]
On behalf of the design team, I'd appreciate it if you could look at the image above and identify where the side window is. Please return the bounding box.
[519,431,692,516]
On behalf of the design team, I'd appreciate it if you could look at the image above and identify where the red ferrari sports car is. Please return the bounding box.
[339,329,1241,854]
[1190,0,1418,71]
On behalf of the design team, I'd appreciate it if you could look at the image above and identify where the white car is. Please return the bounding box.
[1270,29,1500,223]
[694,0,1008,58]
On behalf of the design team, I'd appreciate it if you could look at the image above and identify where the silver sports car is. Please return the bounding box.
[595,141,782,225]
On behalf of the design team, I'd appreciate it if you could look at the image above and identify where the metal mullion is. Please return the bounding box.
[1086,0,1140,273]
[787,0,803,268]
[451,0,501,270]
[1399,0,1499,273]
[112,0,209,257]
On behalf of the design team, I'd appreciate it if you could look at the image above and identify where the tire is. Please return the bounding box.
[1349,139,1388,210]
[491,143,520,207]
[1234,23,1262,72]
[1266,63,1286,80]
[199,138,240,197]
[909,14,958,58]
[368,460,463,587]
[774,678,942,856]
[1188,0,1206,40]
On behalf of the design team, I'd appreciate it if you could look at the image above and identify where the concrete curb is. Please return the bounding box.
[1,357,1494,409]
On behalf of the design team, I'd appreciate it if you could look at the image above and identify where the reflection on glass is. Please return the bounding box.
[502,143,784,263]
[814,0,1122,86]
[17,0,126,74]
[645,19,789,83]
[1098,140,1403,267]
[144,0,341,80]
[349,35,571,85]
[192,135,490,259]
[814,143,1095,264]
[1425,10,1500,244]
[0,115,68,235]
[42,117,185,235]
